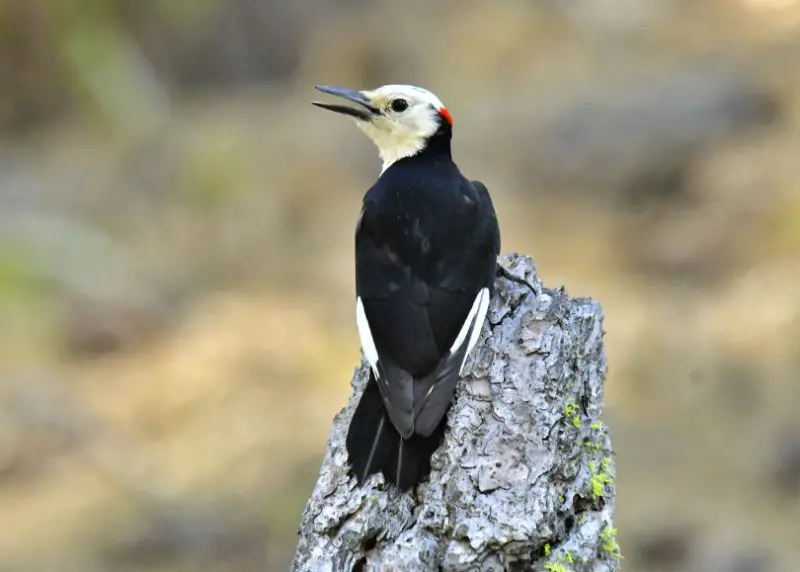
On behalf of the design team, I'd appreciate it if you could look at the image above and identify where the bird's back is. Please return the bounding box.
[355,156,499,378]
[348,156,500,489]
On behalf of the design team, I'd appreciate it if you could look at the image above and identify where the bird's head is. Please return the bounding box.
[312,84,453,172]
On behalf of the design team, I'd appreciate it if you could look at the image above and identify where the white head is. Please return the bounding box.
[312,84,453,173]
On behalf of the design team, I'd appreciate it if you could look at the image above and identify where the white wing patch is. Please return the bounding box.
[449,287,491,375]
[359,288,489,383]
[356,296,380,377]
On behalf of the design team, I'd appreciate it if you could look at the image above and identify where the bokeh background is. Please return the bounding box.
[1,0,799,570]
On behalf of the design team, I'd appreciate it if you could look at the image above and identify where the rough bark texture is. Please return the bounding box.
[292,253,621,572]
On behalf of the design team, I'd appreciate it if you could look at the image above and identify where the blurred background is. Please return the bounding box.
[0,0,799,570]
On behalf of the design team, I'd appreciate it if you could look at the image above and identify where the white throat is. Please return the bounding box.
[357,121,429,174]
[378,138,427,174]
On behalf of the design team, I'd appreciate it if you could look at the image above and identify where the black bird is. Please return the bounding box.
[313,84,505,491]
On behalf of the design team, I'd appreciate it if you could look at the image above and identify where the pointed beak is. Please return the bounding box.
[312,85,380,121]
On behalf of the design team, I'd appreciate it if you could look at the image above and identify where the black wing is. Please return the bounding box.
[471,180,501,263]
[355,177,500,439]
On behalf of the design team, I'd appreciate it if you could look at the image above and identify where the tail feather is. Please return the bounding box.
[346,372,449,491]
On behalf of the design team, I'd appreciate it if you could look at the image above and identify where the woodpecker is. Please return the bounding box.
[313,83,511,491]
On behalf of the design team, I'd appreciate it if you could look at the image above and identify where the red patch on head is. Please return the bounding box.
[438,107,453,126]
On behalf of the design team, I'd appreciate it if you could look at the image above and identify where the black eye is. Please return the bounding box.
[390,98,408,113]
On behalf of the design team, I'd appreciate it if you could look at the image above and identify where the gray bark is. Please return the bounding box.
[292,253,621,572]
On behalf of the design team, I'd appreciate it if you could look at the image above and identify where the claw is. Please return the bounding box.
[496,264,536,293]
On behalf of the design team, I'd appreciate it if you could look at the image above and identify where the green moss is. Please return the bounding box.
[544,543,551,556]
[584,439,603,452]
[544,551,575,572]
[591,420,602,431]
[600,525,622,559]
[589,458,613,498]
[564,401,581,428]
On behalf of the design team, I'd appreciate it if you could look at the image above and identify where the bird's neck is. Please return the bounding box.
[379,140,426,174]
[378,130,452,174]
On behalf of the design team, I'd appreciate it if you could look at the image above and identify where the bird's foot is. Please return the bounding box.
[496,264,536,293]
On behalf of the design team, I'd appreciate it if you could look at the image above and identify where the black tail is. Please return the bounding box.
[346,372,449,491]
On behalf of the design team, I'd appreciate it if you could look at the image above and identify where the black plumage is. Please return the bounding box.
[346,114,501,490]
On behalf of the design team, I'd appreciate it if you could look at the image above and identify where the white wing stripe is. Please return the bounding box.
[356,297,380,377]
[449,287,490,375]
[448,289,485,355]
[359,288,490,380]
[460,288,490,374]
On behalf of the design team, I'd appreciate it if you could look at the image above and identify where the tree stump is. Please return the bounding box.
[293,254,621,572]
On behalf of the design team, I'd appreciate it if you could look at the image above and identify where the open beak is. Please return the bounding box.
[312,85,380,121]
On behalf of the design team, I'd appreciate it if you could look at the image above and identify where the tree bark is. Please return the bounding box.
[292,253,621,572]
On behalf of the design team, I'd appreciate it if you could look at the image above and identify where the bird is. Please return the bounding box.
[312,83,526,491]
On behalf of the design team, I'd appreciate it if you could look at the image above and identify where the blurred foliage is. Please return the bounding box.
[0,244,37,299]
[0,0,320,133]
